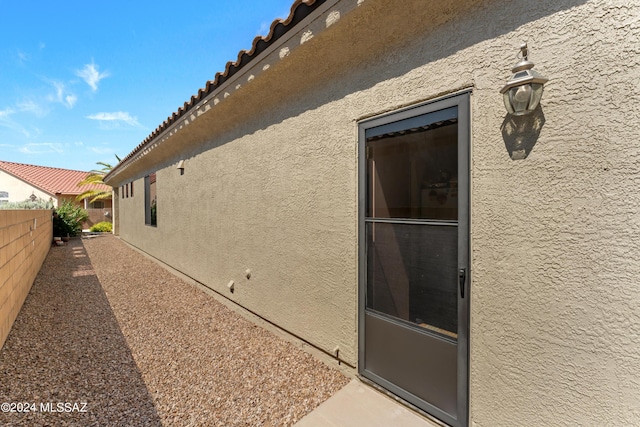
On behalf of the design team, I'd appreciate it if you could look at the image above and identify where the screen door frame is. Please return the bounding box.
[357,91,470,427]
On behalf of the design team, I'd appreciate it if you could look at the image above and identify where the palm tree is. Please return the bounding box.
[76,156,120,204]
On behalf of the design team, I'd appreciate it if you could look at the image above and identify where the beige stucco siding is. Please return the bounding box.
[109,0,639,425]
[0,171,54,204]
[117,104,360,365]
[468,1,640,426]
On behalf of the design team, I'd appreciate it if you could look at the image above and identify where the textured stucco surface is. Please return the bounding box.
[468,1,640,426]
[0,171,54,204]
[108,0,640,425]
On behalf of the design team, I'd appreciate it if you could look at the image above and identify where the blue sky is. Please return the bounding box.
[0,0,294,172]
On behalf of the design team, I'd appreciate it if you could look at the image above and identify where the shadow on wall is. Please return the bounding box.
[126,0,588,176]
[83,208,113,229]
[501,106,546,160]
[0,239,162,426]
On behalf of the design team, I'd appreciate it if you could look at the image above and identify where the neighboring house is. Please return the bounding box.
[0,160,112,227]
[103,1,639,427]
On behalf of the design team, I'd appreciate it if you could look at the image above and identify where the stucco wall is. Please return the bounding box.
[468,1,640,426]
[84,208,113,229]
[109,0,639,425]
[0,210,52,349]
[0,170,54,205]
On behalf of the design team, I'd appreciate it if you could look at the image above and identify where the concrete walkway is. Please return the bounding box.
[295,379,443,427]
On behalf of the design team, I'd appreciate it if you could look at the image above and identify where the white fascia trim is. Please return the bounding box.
[110,0,342,182]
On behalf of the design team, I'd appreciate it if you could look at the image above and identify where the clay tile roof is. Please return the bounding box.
[108,0,325,179]
[0,160,111,196]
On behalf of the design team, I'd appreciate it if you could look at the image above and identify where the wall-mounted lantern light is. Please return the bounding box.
[500,43,548,116]
[177,160,185,175]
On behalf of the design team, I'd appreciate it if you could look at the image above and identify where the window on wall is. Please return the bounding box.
[121,186,124,198]
[130,182,134,197]
[90,201,105,209]
[144,172,157,226]
[126,183,129,198]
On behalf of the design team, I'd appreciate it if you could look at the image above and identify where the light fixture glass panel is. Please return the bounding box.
[529,83,544,110]
[510,85,533,114]
[503,92,515,115]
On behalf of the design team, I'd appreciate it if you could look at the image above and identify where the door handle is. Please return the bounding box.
[459,268,466,299]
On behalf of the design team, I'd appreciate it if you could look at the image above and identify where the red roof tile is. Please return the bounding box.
[0,160,111,196]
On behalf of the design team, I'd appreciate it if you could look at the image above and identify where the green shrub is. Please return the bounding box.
[89,221,113,233]
[0,197,54,210]
[53,201,88,237]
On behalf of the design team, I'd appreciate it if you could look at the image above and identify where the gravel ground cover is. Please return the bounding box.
[0,236,348,426]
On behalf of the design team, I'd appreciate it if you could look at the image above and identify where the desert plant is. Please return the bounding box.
[76,155,120,204]
[89,221,113,233]
[0,197,55,210]
[52,213,70,238]
[150,199,157,226]
[53,201,88,237]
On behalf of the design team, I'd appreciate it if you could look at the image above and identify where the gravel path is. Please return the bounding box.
[0,235,348,426]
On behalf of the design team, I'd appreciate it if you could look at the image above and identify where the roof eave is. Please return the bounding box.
[105,0,335,184]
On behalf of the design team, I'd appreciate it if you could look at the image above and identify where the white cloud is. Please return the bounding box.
[0,108,15,118]
[257,8,291,36]
[257,21,272,36]
[16,50,29,64]
[15,81,75,115]
[86,111,140,127]
[76,62,110,92]
[19,143,64,155]
[0,109,32,137]
[48,81,77,109]
[66,94,78,107]
[90,146,113,154]
[17,99,49,117]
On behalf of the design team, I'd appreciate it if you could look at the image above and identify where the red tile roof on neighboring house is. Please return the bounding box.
[108,0,325,177]
[0,160,111,196]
